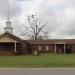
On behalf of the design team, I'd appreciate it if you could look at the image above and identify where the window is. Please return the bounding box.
[46,46,49,50]
[39,46,42,51]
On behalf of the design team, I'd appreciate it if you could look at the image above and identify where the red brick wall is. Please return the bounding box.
[31,44,55,53]
[71,44,75,53]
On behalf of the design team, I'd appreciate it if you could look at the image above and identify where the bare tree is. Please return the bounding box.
[22,15,48,40]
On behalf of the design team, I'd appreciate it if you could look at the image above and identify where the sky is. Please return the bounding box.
[0,0,75,39]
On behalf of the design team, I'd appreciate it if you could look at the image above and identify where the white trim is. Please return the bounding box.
[38,46,42,51]
[46,46,49,50]
[15,42,17,53]
[55,44,56,53]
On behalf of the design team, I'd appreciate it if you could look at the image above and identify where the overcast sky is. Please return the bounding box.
[0,0,75,39]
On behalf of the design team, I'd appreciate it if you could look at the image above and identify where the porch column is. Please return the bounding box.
[64,44,66,53]
[55,44,56,53]
[14,42,17,53]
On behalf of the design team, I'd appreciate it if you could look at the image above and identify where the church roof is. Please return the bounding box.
[26,39,75,45]
[0,32,21,42]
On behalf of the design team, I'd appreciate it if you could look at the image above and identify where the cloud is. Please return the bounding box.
[0,0,75,39]
[42,0,75,39]
[0,0,22,18]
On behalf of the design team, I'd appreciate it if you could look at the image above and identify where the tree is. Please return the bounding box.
[22,15,48,40]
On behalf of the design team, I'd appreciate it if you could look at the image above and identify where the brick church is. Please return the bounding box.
[0,15,75,56]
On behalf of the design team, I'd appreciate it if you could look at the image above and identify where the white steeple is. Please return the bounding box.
[4,0,13,34]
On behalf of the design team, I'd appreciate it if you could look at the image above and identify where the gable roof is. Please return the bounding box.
[0,32,21,42]
[1,32,75,44]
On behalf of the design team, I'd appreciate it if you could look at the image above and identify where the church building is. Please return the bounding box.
[0,16,75,55]
[0,4,75,56]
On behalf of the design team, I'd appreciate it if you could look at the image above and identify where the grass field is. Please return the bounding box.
[0,53,75,68]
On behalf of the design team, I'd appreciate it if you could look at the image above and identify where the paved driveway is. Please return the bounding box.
[0,68,75,75]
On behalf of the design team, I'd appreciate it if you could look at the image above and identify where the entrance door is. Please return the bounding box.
[56,44,64,53]
[65,45,72,53]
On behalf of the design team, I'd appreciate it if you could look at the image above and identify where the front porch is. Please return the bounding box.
[0,32,22,56]
[0,42,17,56]
[54,42,72,53]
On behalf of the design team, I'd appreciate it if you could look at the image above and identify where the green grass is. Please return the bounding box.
[0,53,75,68]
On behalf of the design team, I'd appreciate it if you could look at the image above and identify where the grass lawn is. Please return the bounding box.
[0,53,75,68]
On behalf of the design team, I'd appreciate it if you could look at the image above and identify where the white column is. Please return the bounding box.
[34,50,38,55]
[55,44,56,53]
[15,42,17,53]
[64,44,66,53]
